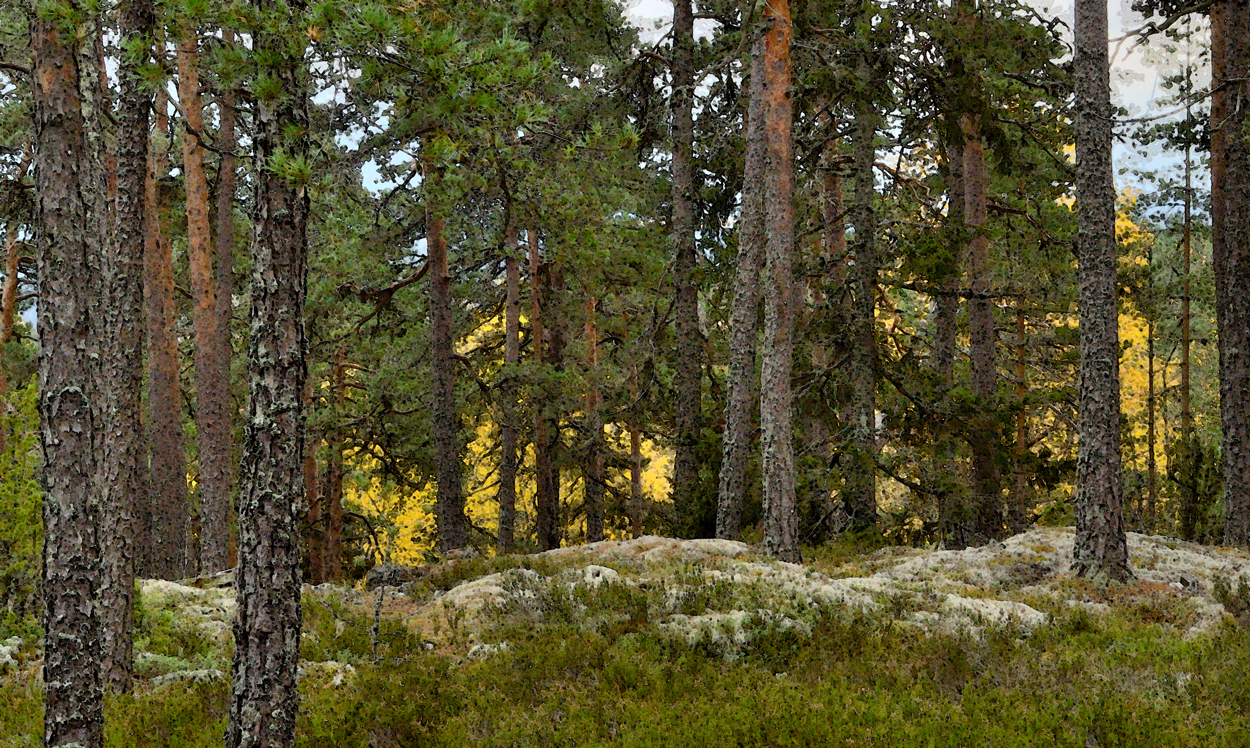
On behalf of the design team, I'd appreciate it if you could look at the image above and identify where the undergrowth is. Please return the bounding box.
[2,592,1248,747]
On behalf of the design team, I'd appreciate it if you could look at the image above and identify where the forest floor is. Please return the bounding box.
[3,527,1250,746]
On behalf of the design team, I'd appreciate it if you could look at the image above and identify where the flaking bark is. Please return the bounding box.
[32,8,106,745]
[178,26,233,573]
[716,33,766,541]
[226,9,309,745]
[962,114,1002,540]
[427,199,467,553]
[100,0,156,692]
[759,0,799,562]
[671,0,703,536]
[143,89,192,580]
[1215,0,1250,546]
[1072,0,1131,580]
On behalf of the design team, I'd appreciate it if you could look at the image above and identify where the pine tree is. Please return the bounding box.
[1072,0,1131,580]
[759,0,799,562]
[31,4,107,743]
[227,2,310,743]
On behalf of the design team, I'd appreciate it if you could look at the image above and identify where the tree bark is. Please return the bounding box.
[303,380,324,583]
[226,12,309,747]
[31,8,106,745]
[716,34,766,541]
[1072,0,1131,580]
[427,197,467,553]
[670,0,703,536]
[531,228,562,550]
[0,150,30,454]
[759,0,799,562]
[178,24,232,573]
[322,355,345,581]
[99,0,155,693]
[584,296,605,542]
[962,114,1002,540]
[214,31,239,566]
[845,78,878,529]
[144,86,192,581]
[497,224,521,551]
[935,134,964,543]
[1215,0,1250,546]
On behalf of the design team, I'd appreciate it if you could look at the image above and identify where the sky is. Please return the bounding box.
[621,0,1211,196]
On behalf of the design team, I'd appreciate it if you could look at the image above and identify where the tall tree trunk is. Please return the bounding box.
[630,415,644,538]
[1072,0,1131,580]
[845,77,878,529]
[427,196,466,553]
[32,8,106,745]
[178,25,232,573]
[99,0,154,693]
[759,0,799,562]
[1012,308,1030,531]
[670,0,703,536]
[1178,118,1194,537]
[497,224,521,551]
[322,353,345,581]
[0,224,16,449]
[530,230,554,548]
[0,150,30,454]
[144,86,192,580]
[935,134,964,544]
[226,12,308,747]
[583,296,605,542]
[531,229,563,550]
[1215,0,1250,545]
[303,380,324,583]
[962,114,1002,540]
[214,30,238,563]
[716,34,766,541]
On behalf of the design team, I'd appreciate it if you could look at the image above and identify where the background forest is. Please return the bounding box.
[2,0,1249,743]
[0,0,1231,616]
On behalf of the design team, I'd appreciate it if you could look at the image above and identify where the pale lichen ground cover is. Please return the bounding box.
[2,526,1246,688]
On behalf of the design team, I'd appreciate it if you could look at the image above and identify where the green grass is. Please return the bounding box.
[2,593,1249,747]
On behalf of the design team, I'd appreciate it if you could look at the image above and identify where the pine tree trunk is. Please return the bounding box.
[759,0,799,562]
[214,32,238,564]
[226,14,309,746]
[671,0,703,536]
[962,114,1002,540]
[497,224,520,551]
[427,200,467,553]
[1012,308,1029,531]
[935,134,964,543]
[317,356,345,582]
[0,151,29,457]
[100,0,155,693]
[631,416,644,538]
[584,296,605,542]
[1179,124,1195,538]
[32,9,106,745]
[530,230,555,549]
[716,34,766,541]
[0,225,15,450]
[143,87,192,580]
[531,229,563,550]
[1216,0,1250,546]
[845,83,878,529]
[1072,0,1131,580]
[303,380,324,584]
[178,26,232,573]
